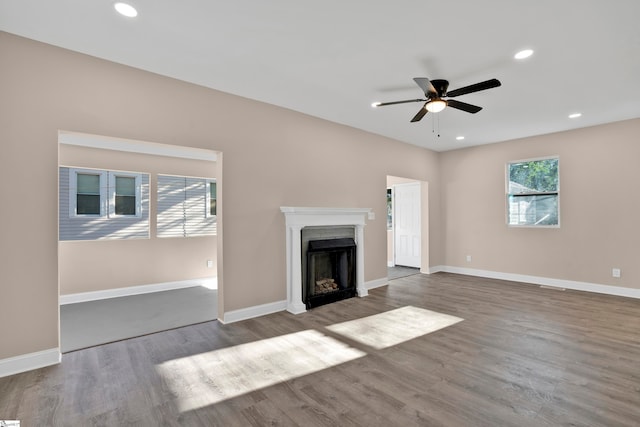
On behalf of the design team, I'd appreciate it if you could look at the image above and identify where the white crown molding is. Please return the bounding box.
[0,348,61,378]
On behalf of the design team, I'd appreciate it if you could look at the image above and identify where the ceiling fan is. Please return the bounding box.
[373,77,501,122]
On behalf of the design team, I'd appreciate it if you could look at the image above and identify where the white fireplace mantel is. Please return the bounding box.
[280,207,371,314]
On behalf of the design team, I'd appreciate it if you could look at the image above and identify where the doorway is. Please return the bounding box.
[386,176,428,273]
[58,131,221,352]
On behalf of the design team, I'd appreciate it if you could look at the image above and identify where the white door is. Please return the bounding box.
[394,182,421,268]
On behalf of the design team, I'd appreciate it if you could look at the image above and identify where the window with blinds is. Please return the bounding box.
[157,175,217,238]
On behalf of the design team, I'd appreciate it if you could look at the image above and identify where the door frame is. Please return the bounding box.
[386,176,429,273]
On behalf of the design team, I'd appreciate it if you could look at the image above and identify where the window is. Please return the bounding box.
[69,168,142,218]
[157,175,217,238]
[507,157,559,226]
[109,172,142,217]
[69,169,107,217]
[61,167,149,241]
[76,173,102,215]
[207,180,217,217]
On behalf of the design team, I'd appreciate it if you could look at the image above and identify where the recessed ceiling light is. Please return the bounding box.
[514,49,533,60]
[569,113,582,119]
[114,2,138,18]
[456,136,465,141]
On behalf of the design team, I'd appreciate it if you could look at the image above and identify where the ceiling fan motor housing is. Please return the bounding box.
[429,79,450,97]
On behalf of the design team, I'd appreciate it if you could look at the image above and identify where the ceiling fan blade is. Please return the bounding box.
[447,99,482,113]
[446,78,501,97]
[374,98,425,107]
[410,104,428,122]
[413,78,437,96]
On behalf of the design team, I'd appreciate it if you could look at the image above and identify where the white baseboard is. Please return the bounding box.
[220,278,389,324]
[429,266,640,299]
[59,277,217,305]
[429,265,446,274]
[0,348,61,378]
[387,261,395,267]
[220,300,288,324]
[366,277,388,290]
[60,267,637,326]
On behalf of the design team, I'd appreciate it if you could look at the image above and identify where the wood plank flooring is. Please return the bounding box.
[1,272,639,426]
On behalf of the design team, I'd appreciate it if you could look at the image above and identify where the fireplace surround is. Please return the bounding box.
[280,207,371,314]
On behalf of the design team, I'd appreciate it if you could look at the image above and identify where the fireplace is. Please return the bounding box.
[305,238,356,309]
[280,207,371,314]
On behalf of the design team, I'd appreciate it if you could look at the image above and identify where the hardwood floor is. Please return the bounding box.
[1,273,639,426]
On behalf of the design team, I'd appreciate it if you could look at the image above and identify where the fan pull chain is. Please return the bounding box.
[430,115,441,138]
[432,114,440,138]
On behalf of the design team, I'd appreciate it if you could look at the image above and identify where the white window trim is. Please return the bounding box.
[108,172,143,218]
[69,168,108,218]
[505,155,560,228]
[206,179,217,219]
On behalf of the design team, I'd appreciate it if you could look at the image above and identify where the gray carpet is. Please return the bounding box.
[60,286,218,353]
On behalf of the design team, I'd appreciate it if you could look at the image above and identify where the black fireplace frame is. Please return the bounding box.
[305,237,356,309]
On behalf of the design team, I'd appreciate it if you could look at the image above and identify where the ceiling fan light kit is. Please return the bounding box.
[374,77,501,122]
[426,100,447,113]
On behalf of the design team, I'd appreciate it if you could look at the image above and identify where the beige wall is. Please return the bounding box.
[6,29,635,367]
[58,144,217,294]
[0,32,442,360]
[439,118,640,289]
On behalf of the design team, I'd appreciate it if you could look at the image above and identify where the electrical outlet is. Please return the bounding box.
[466,255,472,262]
[207,260,213,268]
[612,268,621,278]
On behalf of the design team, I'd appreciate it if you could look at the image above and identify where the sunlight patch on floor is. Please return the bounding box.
[326,306,463,350]
[155,329,366,412]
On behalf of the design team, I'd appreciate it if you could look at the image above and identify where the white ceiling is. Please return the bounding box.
[2,0,640,151]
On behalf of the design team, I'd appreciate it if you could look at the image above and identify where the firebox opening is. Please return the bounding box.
[305,238,356,309]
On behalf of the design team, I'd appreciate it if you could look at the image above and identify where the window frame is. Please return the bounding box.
[108,171,143,218]
[68,168,143,219]
[505,156,560,228]
[69,168,108,218]
[206,179,217,219]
